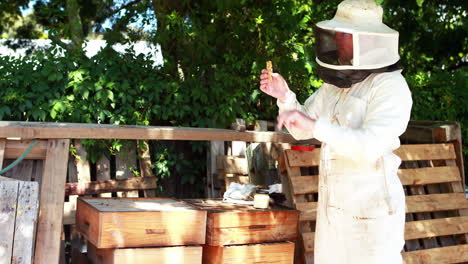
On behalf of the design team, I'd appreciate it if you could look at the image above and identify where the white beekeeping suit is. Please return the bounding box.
[276,0,412,263]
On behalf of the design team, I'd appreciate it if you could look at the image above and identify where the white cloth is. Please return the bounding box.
[278,71,412,264]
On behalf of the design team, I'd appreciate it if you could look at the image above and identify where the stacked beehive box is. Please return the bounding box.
[76,198,207,264]
[185,199,299,264]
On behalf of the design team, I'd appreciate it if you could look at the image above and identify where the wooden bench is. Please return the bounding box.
[280,143,468,264]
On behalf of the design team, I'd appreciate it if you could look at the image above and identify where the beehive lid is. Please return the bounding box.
[82,198,198,212]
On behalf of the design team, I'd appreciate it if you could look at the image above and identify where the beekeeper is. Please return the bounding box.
[259,0,412,263]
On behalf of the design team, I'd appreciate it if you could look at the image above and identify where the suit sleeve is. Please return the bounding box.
[277,85,327,140]
[313,73,413,162]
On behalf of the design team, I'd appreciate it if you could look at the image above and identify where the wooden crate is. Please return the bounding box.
[87,242,202,264]
[202,241,294,264]
[76,198,207,248]
[185,199,299,246]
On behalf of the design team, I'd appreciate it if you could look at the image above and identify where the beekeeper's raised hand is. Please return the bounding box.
[276,110,316,132]
[259,69,290,102]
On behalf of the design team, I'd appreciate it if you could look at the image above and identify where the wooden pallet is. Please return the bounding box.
[279,148,320,264]
[280,143,468,264]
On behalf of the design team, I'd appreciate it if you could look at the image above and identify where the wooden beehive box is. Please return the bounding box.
[203,241,295,264]
[185,199,299,246]
[87,242,203,264]
[76,198,207,248]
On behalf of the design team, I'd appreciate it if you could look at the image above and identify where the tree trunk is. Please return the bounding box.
[66,0,85,52]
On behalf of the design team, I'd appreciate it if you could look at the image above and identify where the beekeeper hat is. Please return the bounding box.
[316,0,397,34]
[315,0,400,70]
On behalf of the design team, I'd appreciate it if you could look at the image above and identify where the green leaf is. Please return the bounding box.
[107,90,114,102]
[375,0,384,5]
[50,109,57,119]
[39,110,46,121]
[416,0,424,7]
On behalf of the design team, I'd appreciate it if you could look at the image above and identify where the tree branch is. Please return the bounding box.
[48,34,72,52]
[93,0,144,24]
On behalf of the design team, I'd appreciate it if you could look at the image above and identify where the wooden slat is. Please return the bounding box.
[12,181,39,264]
[395,144,456,161]
[406,193,468,213]
[34,139,70,264]
[0,181,19,264]
[296,202,318,221]
[302,232,315,252]
[290,176,319,195]
[398,166,461,186]
[65,176,158,196]
[285,149,321,167]
[0,121,322,144]
[402,244,468,264]
[405,216,468,240]
[4,139,48,160]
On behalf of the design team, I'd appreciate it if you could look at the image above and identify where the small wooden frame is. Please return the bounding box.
[76,198,207,248]
[185,199,299,246]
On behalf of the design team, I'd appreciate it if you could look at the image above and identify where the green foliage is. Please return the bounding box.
[0,46,158,125]
[153,0,326,126]
[150,141,206,197]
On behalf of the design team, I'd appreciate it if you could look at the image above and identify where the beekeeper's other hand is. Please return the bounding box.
[277,110,316,132]
[259,69,290,103]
